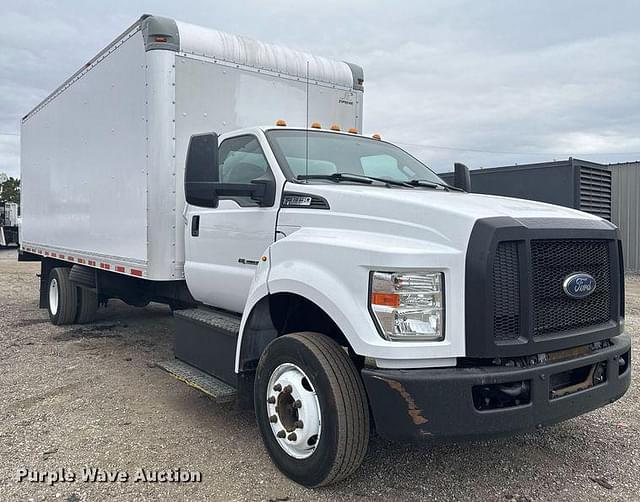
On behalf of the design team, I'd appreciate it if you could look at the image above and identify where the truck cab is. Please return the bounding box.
[179,123,630,485]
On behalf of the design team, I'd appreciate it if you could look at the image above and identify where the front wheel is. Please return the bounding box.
[255,332,370,487]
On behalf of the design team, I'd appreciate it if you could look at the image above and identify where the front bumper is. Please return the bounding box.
[362,334,631,441]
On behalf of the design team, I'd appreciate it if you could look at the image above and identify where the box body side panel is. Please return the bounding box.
[21,31,149,268]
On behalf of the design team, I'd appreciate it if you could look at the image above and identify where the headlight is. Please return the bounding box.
[369,271,445,341]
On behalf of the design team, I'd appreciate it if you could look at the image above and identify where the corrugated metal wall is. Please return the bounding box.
[611,162,640,273]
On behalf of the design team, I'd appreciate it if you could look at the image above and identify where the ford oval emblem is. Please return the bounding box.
[562,273,596,299]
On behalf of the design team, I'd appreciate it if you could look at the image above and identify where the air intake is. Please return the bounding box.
[579,166,612,221]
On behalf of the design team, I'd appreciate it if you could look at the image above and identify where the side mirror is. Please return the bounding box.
[453,162,471,192]
[211,178,275,207]
[185,132,220,207]
[185,132,277,208]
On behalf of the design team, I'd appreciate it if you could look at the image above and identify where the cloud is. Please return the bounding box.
[1,0,639,178]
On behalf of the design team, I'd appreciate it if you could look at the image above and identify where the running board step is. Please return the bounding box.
[174,308,241,336]
[156,359,237,404]
[173,307,240,386]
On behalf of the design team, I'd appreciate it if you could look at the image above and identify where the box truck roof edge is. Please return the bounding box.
[22,14,364,123]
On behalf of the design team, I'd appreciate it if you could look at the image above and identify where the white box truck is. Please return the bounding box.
[0,201,19,247]
[20,15,630,487]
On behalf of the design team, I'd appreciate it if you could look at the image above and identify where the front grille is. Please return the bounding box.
[530,240,612,336]
[467,217,620,358]
[491,239,614,342]
[493,242,520,341]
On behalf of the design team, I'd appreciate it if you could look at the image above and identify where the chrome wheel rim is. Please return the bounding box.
[266,363,321,459]
[49,278,59,315]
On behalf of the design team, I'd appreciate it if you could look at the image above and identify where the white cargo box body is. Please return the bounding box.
[21,15,363,280]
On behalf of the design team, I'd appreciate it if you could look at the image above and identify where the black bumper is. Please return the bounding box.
[362,334,631,441]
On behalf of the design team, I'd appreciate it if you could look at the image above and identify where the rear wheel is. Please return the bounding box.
[75,287,98,324]
[48,267,78,325]
[255,332,369,487]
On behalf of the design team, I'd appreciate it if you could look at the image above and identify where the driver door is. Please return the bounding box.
[184,134,279,313]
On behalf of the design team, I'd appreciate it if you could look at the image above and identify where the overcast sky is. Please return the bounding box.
[1,0,639,178]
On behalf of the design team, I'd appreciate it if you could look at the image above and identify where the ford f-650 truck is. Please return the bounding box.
[20,15,630,487]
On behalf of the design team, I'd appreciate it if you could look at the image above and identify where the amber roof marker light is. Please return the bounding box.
[330,124,341,131]
[348,128,358,134]
[310,122,322,129]
[275,119,287,126]
[372,133,382,140]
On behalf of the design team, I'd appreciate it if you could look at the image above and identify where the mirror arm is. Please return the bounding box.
[214,183,258,197]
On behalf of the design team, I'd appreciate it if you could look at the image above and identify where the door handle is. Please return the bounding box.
[191,215,200,237]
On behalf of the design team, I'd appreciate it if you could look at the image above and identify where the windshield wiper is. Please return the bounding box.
[297,173,414,188]
[407,179,464,192]
[297,173,372,184]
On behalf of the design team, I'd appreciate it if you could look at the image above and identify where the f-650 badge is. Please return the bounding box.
[562,273,596,299]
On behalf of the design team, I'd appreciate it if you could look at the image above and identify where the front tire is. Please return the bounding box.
[47,267,78,325]
[255,332,369,487]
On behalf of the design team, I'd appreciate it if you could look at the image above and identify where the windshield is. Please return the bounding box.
[265,130,445,185]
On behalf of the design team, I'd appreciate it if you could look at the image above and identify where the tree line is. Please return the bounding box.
[0,176,20,204]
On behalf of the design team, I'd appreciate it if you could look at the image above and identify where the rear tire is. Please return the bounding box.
[76,287,98,324]
[255,332,369,487]
[47,267,78,325]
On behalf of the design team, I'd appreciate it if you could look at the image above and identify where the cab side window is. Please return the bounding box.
[220,136,268,183]
[219,135,273,206]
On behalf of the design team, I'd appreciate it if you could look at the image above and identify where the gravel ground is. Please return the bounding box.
[0,247,638,502]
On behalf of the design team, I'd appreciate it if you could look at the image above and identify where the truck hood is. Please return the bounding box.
[278,184,605,250]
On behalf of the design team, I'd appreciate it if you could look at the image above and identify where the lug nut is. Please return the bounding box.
[287,433,297,441]
[267,396,276,404]
[283,385,293,394]
[293,400,302,409]
[273,384,282,392]
[294,420,304,429]
[269,415,278,423]
[276,430,286,438]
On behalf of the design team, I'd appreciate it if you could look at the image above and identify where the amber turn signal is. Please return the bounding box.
[370,292,400,308]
